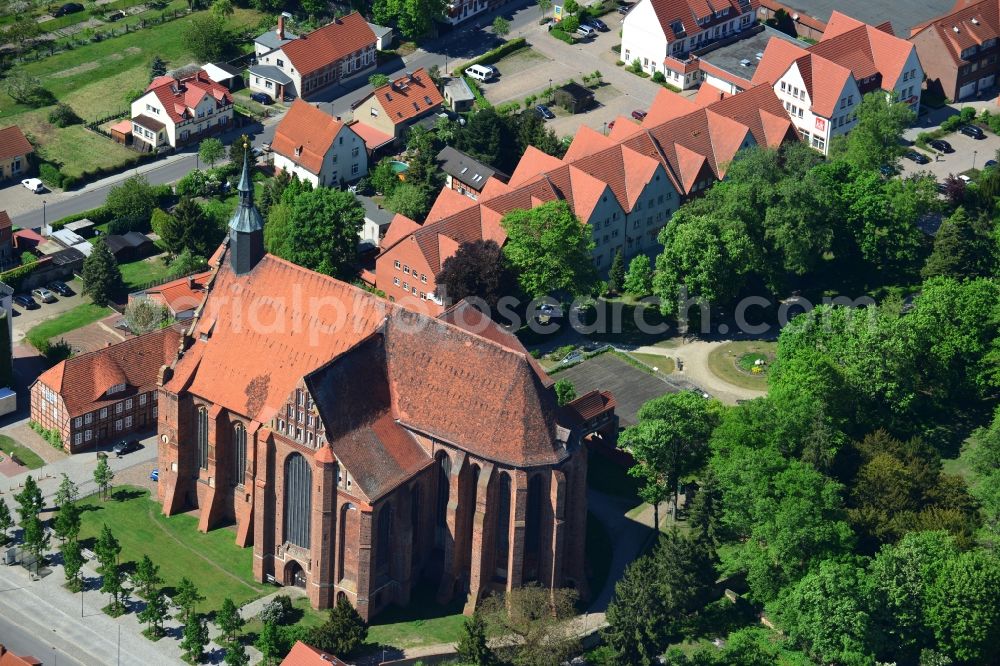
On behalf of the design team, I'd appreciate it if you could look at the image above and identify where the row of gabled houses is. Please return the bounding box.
[369,82,800,310]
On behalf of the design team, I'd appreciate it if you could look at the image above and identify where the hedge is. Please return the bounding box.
[0,260,40,292]
[463,75,492,110]
[453,37,528,76]
[551,29,574,44]
[50,206,114,232]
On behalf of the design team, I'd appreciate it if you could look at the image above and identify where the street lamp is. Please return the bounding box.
[42,200,46,231]
[974,149,978,171]
[548,78,553,103]
[603,121,607,136]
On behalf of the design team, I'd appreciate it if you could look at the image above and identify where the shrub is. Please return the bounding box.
[257,595,293,625]
[959,106,977,122]
[561,15,580,32]
[29,421,64,449]
[551,28,573,44]
[48,103,81,128]
[39,162,62,188]
[652,71,666,83]
[496,101,520,115]
[989,114,1000,135]
[107,216,150,235]
[60,174,79,190]
[0,261,39,292]
[941,115,963,132]
[630,58,643,74]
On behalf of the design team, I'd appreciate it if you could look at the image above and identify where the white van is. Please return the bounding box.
[464,64,496,82]
[576,24,596,38]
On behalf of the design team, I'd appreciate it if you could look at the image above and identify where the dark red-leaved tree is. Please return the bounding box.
[436,239,519,311]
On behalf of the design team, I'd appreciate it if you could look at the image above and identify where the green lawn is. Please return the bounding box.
[628,352,675,375]
[0,7,263,177]
[25,302,112,350]
[0,434,45,470]
[243,581,468,651]
[119,255,174,291]
[705,341,775,392]
[77,486,268,609]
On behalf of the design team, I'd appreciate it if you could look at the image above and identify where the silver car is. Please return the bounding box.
[31,287,56,303]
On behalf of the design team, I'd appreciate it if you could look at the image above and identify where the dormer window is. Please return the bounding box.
[108,383,126,395]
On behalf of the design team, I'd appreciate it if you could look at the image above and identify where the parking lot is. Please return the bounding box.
[899,126,1000,181]
[481,14,664,139]
[556,352,677,426]
[10,278,87,343]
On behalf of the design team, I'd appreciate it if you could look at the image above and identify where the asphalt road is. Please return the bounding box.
[9,0,538,232]
[0,596,87,665]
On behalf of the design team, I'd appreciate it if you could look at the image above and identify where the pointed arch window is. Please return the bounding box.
[233,423,246,486]
[284,453,312,548]
[197,407,208,469]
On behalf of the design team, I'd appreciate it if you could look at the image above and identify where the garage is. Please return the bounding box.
[959,81,978,99]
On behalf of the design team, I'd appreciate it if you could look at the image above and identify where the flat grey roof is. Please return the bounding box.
[555,353,676,427]
[254,29,298,52]
[367,22,392,38]
[774,0,952,37]
[248,64,293,86]
[699,26,802,83]
[444,76,474,102]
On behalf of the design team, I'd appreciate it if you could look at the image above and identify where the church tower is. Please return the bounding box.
[229,144,265,275]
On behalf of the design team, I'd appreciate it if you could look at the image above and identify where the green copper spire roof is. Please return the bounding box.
[228,144,264,233]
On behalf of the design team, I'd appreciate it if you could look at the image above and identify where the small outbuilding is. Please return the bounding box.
[104,232,155,262]
[553,82,595,114]
[443,76,475,112]
[202,62,245,91]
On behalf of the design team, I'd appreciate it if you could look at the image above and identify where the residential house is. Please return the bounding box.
[352,68,445,146]
[156,154,611,621]
[30,326,183,453]
[0,126,33,182]
[374,83,797,312]
[437,146,507,200]
[752,11,923,153]
[129,270,212,321]
[249,13,376,100]
[130,71,233,149]
[910,0,1000,101]
[281,642,348,666]
[271,99,368,187]
[621,0,759,86]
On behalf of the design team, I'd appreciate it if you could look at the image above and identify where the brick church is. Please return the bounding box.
[156,154,617,620]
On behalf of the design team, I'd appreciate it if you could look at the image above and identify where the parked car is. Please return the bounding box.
[21,178,44,193]
[985,159,998,168]
[31,288,56,304]
[617,5,629,13]
[47,281,73,297]
[879,164,897,177]
[150,468,159,482]
[464,64,497,82]
[576,24,596,38]
[535,104,555,120]
[13,294,38,310]
[959,173,973,183]
[106,9,126,20]
[113,439,141,456]
[904,150,930,164]
[631,109,647,120]
[588,18,609,31]
[960,124,985,139]
[608,119,616,131]
[929,139,954,153]
[53,2,83,16]
[250,92,273,105]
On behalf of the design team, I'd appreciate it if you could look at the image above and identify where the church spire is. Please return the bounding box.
[228,142,265,275]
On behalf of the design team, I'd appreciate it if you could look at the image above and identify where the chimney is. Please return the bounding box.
[277,15,285,40]
[187,275,195,288]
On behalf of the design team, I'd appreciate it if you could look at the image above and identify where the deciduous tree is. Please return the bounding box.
[133,554,162,600]
[436,239,518,310]
[55,473,79,506]
[368,73,389,88]
[138,587,170,639]
[481,585,578,666]
[265,186,364,279]
[0,500,12,547]
[554,379,576,406]
[93,455,115,499]
[501,200,598,297]
[830,92,915,171]
[255,621,283,666]
[123,299,170,335]
[182,13,231,62]
[175,577,205,624]
[216,597,244,644]
[61,538,84,591]
[623,254,653,296]
[180,612,210,662]
[199,137,225,168]
[105,175,159,225]
[925,549,1000,664]
[53,501,81,543]
[922,207,997,280]
[492,16,510,36]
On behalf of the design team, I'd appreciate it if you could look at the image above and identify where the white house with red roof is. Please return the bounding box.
[130,70,233,149]
[270,99,368,187]
[752,11,923,154]
[249,13,376,101]
[351,68,445,146]
[621,0,759,85]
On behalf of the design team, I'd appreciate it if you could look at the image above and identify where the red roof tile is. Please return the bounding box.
[272,99,349,174]
[0,645,42,666]
[141,270,212,316]
[34,326,182,417]
[647,0,760,41]
[910,0,1000,62]
[142,71,232,124]
[0,126,32,161]
[812,11,917,90]
[280,641,349,666]
[280,12,376,76]
[366,68,444,126]
[348,120,394,151]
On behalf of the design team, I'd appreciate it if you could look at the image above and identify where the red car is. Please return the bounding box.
[608,120,616,131]
[632,109,647,120]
